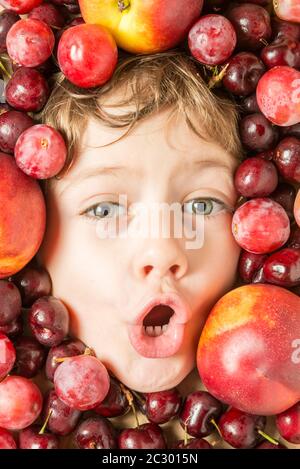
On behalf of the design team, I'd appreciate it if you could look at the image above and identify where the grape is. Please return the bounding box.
[232,198,290,254]
[0,427,17,449]
[188,14,237,65]
[0,375,42,430]
[6,18,55,68]
[28,3,66,29]
[256,66,300,127]
[14,124,67,179]
[0,332,16,380]
[0,0,43,14]
[53,355,110,411]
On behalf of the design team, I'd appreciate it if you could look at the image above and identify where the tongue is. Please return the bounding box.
[143,305,174,327]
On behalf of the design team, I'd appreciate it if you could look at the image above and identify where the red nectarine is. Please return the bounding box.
[78,0,204,54]
[197,284,300,415]
[0,153,46,279]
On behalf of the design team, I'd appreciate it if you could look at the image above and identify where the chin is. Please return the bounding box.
[112,351,196,393]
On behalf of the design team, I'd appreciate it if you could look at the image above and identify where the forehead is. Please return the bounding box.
[49,107,238,196]
[78,108,237,168]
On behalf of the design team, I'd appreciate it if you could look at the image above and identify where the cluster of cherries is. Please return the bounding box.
[0,266,299,449]
[0,0,299,451]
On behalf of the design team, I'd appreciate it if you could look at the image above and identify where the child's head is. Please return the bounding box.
[37,50,242,392]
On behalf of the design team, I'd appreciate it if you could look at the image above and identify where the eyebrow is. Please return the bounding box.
[59,159,234,195]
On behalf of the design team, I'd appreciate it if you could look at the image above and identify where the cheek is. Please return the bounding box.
[187,213,241,313]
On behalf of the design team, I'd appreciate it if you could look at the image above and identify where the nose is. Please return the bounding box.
[132,237,188,281]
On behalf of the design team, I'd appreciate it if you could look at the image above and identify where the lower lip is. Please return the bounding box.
[127,314,186,359]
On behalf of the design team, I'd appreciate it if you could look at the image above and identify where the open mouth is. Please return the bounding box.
[143,304,175,337]
[127,294,189,359]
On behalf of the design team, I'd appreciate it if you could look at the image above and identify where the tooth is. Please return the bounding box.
[154,326,162,336]
[162,324,168,332]
[145,326,155,336]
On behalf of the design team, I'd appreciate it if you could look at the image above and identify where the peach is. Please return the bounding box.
[197,284,300,415]
[0,153,46,279]
[78,0,203,54]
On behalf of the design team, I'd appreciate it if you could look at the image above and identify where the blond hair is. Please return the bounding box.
[40,49,242,180]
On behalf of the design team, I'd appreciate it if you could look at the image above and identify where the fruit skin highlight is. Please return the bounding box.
[197,284,300,416]
[78,0,203,54]
[0,153,46,279]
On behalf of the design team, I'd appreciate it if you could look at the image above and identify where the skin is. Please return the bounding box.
[37,106,241,393]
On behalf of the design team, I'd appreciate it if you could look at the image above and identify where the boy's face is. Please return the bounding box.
[38,106,241,392]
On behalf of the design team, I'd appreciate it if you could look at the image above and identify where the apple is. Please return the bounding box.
[197,284,300,415]
[78,0,204,54]
[273,0,300,24]
[294,189,300,227]
[0,153,46,279]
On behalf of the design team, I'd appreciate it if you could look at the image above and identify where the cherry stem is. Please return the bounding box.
[257,429,279,446]
[208,63,229,90]
[120,383,140,429]
[55,347,94,363]
[210,418,223,438]
[259,38,269,46]
[39,409,53,435]
[54,356,70,363]
[0,60,11,80]
[184,423,188,447]
[118,0,130,12]
[130,389,146,406]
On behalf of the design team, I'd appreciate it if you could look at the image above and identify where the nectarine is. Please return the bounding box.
[78,0,203,54]
[197,284,300,415]
[0,153,46,279]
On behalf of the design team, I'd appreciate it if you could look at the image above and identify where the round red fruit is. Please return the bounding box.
[6,18,55,68]
[57,24,118,88]
[15,124,67,179]
[0,375,42,430]
[54,354,110,411]
[232,198,290,254]
[188,14,236,65]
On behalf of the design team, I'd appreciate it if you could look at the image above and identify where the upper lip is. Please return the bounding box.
[128,292,191,326]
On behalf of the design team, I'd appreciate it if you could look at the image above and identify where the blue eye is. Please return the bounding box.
[84,202,126,219]
[183,198,228,216]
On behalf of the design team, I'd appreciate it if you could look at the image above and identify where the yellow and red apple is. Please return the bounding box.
[197,284,300,415]
[0,153,46,279]
[78,0,203,54]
